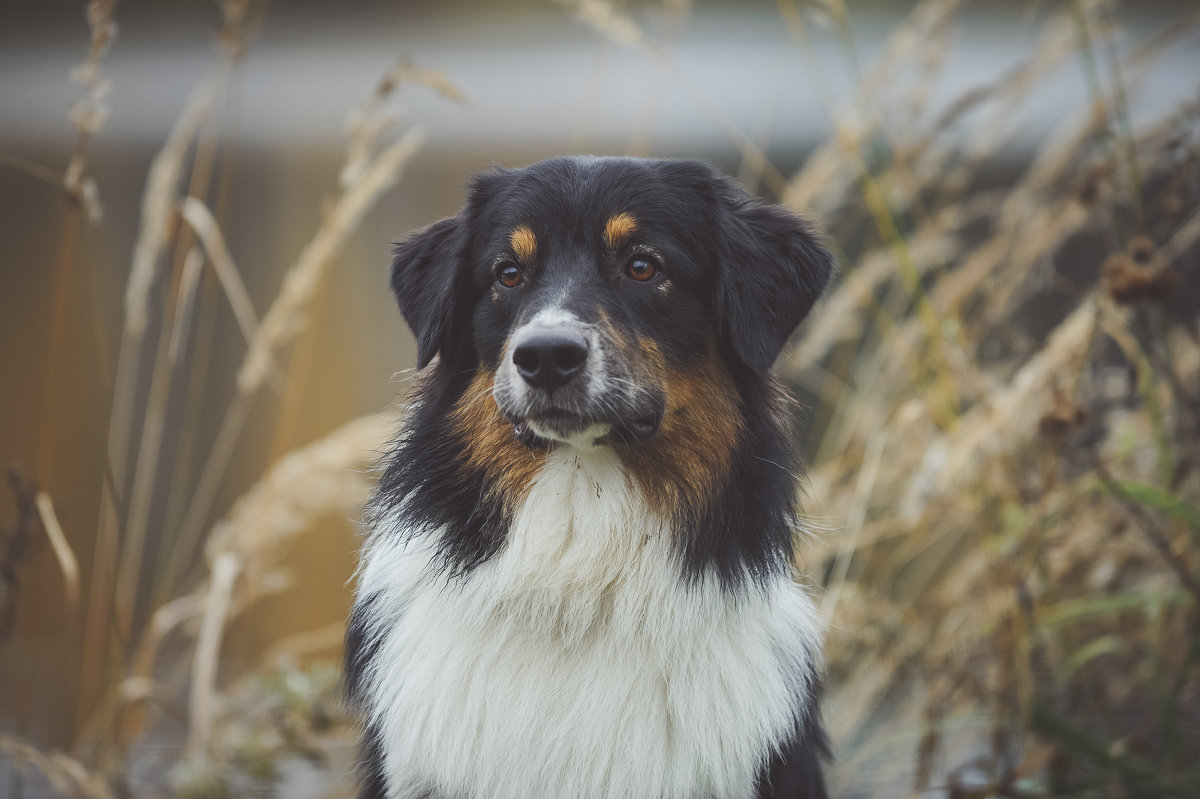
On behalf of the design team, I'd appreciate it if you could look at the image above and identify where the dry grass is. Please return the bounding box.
[3,0,1199,797]
[5,0,450,792]
[757,1,1199,795]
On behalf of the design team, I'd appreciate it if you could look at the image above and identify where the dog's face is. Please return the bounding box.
[390,157,831,450]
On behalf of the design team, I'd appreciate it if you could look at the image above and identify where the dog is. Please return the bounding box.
[346,156,834,799]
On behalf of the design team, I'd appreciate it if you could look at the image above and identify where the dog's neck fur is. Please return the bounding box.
[354,441,822,799]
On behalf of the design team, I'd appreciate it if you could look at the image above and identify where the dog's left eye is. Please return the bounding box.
[625,257,659,282]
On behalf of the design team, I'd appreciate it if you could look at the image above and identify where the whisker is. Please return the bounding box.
[604,375,656,401]
[754,456,802,482]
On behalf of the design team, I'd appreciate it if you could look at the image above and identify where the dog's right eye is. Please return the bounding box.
[495,262,524,288]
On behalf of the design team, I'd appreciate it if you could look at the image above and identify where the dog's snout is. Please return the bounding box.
[512,329,589,392]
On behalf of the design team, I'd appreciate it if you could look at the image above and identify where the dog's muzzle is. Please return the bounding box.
[494,313,662,447]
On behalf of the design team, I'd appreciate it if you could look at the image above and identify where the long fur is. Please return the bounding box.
[347,156,834,799]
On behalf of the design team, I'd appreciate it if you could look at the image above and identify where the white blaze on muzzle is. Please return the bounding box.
[495,308,613,447]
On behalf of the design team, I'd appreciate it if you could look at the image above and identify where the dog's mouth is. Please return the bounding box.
[606,414,661,444]
[526,409,594,436]
[512,408,661,447]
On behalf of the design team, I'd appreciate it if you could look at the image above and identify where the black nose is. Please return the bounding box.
[512,330,589,391]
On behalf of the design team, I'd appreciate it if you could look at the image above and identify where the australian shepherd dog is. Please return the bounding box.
[345,156,834,799]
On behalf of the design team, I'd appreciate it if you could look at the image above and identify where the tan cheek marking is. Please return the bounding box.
[451,369,541,503]
[603,212,638,249]
[617,340,743,518]
[509,225,537,263]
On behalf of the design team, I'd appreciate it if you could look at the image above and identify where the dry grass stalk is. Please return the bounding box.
[164,391,253,591]
[80,73,220,720]
[240,55,446,404]
[116,339,183,635]
[167,246,206,363]
[944,22,1190,329]
[910,299,1098,517]
[342,56,464,189]
[35,490,81,614]
[37,0,117,524]
[177,196,260,346]
[65,0,118,223]
[785,209,968,379]
[78,412,390,773]
[180,411,391,762]
[169,127,424,588]
[128,593,204,683]
[237,127,426,394]
[203,412,391,571]
[918,16,1082,208]
[820,429,887,624]
[108,77,228,613]
[783,0,965,215]
[186,550,241,763]
[1162,206,1200,264]
[123,74,220,339]
[164,77,426,591]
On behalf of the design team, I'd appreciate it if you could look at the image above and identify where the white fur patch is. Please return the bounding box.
[355,446,822,799]
[494,307,611,436]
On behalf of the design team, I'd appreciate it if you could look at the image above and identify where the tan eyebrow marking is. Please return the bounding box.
[603,212,638,249]
[509,225,537,262]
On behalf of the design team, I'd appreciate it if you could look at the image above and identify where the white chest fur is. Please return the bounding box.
[355,447,822,799]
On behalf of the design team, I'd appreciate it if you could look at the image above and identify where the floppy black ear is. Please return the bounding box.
[390,215,469,369]
[714,187,834,372]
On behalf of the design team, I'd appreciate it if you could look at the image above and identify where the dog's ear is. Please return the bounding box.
[714,184,834,372]
[390,215,470,369]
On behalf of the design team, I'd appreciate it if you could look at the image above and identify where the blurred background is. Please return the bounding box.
[2,0,1199,796]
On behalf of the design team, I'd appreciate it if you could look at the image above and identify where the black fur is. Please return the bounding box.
[377,157,832,582]
[345,593,389,797]
[343,590,380,704]
[756,699,832,799]
[351,156,834,798]
[355,723,390,799]
[370,367,514,575]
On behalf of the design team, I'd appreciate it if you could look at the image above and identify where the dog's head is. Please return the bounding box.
[390,157,832,448]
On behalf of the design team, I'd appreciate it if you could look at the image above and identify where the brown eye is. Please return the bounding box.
[626,257,658,282]
[496,262,523,288]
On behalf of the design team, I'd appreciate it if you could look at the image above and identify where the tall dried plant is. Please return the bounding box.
[10,2,462,789]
